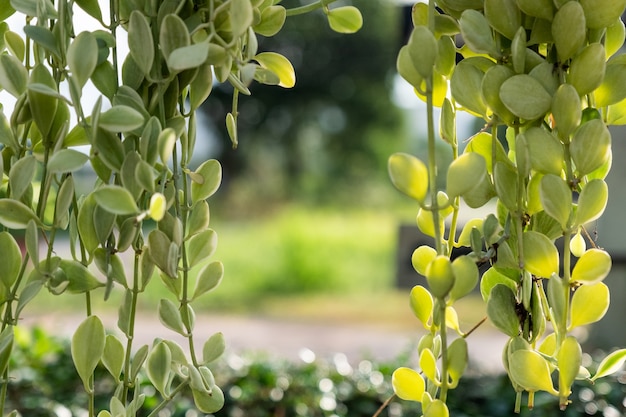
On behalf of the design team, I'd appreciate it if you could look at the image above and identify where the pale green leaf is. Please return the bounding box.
[71,316,105,392]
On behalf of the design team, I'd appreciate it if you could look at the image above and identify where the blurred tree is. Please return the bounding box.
[202,0,405,207]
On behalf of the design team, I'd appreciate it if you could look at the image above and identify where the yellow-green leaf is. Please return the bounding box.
[392,367,425,402]
[254,52,295,88]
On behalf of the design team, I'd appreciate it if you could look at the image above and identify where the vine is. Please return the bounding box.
[389,0,626,415]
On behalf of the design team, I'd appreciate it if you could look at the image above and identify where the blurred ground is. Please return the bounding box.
[22,310,508,374]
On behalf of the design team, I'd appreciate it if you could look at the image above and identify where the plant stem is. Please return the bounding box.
[285,0,337,17]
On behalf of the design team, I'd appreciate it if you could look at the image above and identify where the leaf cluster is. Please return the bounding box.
[389,0,626,414]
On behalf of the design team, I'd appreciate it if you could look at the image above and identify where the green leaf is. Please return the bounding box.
[480,267,517,302]
[0,232,21,289]
[447,337,468,388]
[569,282,610,329]
[48,149,89,173]
[230,0,253,37]
[202,332,226,364]
[23,25,59,58]
[567,44,606,96]
[77,195,99,255]
[254,52,295,88]
[102,334,125,379]
[571,249,612,284]
[158,298,187,336]
[576,179,608,225]
[54,176,74,228]
[0,53,26,98]
[147,341,172,397]
[522,128,564,175]
[130,344,149,381]
[99,105,145,132]
[9,154,37,200]
[187,229,217,268]
[0,199,41,229]
[92,185,138,216]
[191,159,222,203]
[412,245,437,276]
[254,5,286,37]
[410,285,433,329]
[552,1,586,62]
[327,6,363,34]
[558,336,581,405]
[493,161,518,211]
[388,153,429,202]
[192,385,224,413]
[487,284,520,337]
[450,58,490,116]
[406,26,438,79]
[189,63,213,111]
[167,42,209,72]
[509,349,558,395]
[60,259,104,293]
[419,348,438,383]
[523,231,559,278]
[595,62,626,107]
[128,11,154,76]
[425,256,455,298]
[499,74,552,120]
[459,9,498,56]
[392,367,425,402]
[580,0,626,29]
[0,326,13,377]
[424,399,449,417]
[148,230,178,279]
[570,119,611,176]
[192,261,223,300]
[75,0,103,21]
[484,0,521,40]
[592,349,626,381]
[449,255,479,302]
[447,152,487,199]
[71,316,105,392]
[540,174,572,229]
[67,32,98,88]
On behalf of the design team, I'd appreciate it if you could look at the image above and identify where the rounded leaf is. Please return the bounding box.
[191,159,222,203]
[570,231,586,258]
[254,5,286,37]
[449,255,479,302]
[425,256,455,298]
[202,332,226,364]
[0,232,21,288]
[446,152,487,198]
[552,84,581,139]
[192,261,224,300]
[93,185,139,215]
[557,336,581,404]
[509,349,558,394]
[388,153,429,202]
[570,119,611,176]
[499,74,552,120]
[484,0,521,40]
[569,282,610,329]
[254,52,295,88]
[67,31,98,88]
[128,11,154,75]
[410,285,433,329]
[459,10,498,56]
[392,367,425,402]
[412,245,437,276]
[576,179,608,225]
[552,1,586,62]
[47,149,89,173]
[71,316,105,392]
[523,231,559,278]
[192,385,224,413]
[567,43,606,96]
[0,199,41,230]
[102,334,125,379]
[539,174,572,229]
[147,341,172,396]
[571,249,611,284]
[487,284,520,337]
[580,0,626,29]
[99,105,145,133]
[407,26,438,79]
[327,6,363,34]
[592,349,626,381]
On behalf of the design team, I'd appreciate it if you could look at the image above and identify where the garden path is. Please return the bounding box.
[23,312,507,373]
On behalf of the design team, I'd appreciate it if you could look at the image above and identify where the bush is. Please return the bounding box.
[6,328,626,417]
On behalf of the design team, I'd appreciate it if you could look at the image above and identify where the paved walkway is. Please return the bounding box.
[22,312,508,373]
